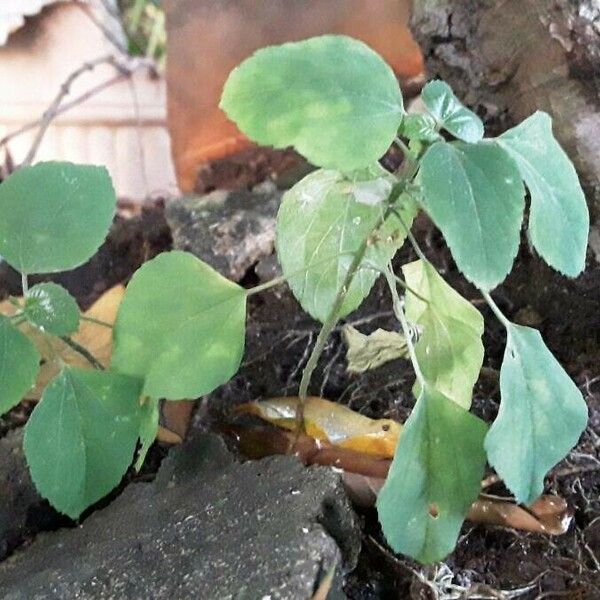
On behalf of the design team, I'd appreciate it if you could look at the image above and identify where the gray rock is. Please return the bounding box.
[166,183,282,281]
[0,433,360,599]
[0,429,40,559]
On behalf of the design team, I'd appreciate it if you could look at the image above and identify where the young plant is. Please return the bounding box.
[218,35,589,562]
[0,34,588,566]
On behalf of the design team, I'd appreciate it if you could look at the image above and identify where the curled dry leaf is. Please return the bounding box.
[235,396,401,459]
[226,423,572,536]
[342,324,408,373]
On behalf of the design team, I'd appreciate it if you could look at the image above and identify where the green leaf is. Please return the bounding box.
[403,260,484,409]
[0,162,116,274]
[419,141,525,290]
[135,396,159,471]
[485,324,588,505]
[399,113,443,143]
[377,386,487,563]
[220,35,404,171]
[24,282,80,336]
[0,315,40,415]
[112,251,246,400]
[498,111,589,276]
[24,367,142,518]
[421,80,484,143]
[276,168,417,322]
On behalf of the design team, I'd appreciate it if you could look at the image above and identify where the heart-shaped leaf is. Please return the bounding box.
[403,260,484,409]
[277,168,416,322]
[485,323,588,505]
[419,141,525,290]
[377,386,487,563]
[220,35,404,171]
[421,80,484,143]
[0,162,116,274]
[0,315,40,415]
[24,282,80,336]
[24,367,142,518]
[498,111,589,277]
[112,251,246,400]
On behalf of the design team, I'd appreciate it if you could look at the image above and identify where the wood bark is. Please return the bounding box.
[411,0,600,221]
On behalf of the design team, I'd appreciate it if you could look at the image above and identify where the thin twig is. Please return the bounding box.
[59,336,105,370]
[21,54,117,167]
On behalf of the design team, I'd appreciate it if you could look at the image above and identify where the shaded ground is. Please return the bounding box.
[0,193,599,598]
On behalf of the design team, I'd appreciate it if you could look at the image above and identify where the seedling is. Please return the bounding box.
[0,35,589,565]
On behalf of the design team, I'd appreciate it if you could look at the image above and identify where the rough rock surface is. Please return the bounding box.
[166,183,282,281]
[0,433,360,599]
[0,430,39,559]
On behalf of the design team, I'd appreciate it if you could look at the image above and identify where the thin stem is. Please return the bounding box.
[295,206,394,434]
[384,265,425,386]
[80,315,113,329]
[245,251,357,298]
[10,315,26,326]
[391,206,428,263]
[21,273,29,295]
[361,259,429,304]
[481,290,511,329]
[245,275,286,297]
[59,336,105,370]
[394,136,412,160]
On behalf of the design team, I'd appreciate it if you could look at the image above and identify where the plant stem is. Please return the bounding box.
[59,336,105,370]
[21,273,29,295]
[394,136,412,160]
[294,207,393,435]
[392,207,428,263]
[80,315,113,328]
[481,290,511,329]
[384,265,425,386]
[245,275,287,297]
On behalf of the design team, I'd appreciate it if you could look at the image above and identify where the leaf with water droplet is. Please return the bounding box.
[24,282,80,336]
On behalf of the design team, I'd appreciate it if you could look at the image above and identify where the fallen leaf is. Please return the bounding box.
[236,397,401,459]
[342,325,408,373]
[311,562,337,600]
[226,424,573,535]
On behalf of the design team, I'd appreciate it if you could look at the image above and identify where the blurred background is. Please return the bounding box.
[0,0,422,201]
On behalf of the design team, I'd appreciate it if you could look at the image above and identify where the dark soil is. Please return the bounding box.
[1,185,599,598]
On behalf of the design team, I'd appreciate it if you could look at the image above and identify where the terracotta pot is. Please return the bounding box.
[164,0,423,192]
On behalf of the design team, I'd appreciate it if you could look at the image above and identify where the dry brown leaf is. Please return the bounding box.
[236,397,401,459]
[227,424,573,535]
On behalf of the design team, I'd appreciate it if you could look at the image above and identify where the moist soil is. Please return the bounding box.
[0,180,599,598]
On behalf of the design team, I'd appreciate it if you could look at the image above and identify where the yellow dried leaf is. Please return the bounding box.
[236,397,401,459]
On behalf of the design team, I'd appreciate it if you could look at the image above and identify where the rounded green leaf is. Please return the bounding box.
[24,282,80,335]
[24,367,143,518]
[220,35,404,171]
[485,324,588,505]
[498,111,589,277]
[421,80,484,143]
[0,315,40,415]
[112,251,246,400]
[0,162,117,274]
[419,141,525,290]
[377,386,487,563]
[277,168,417,323]
[403,260,484,409]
